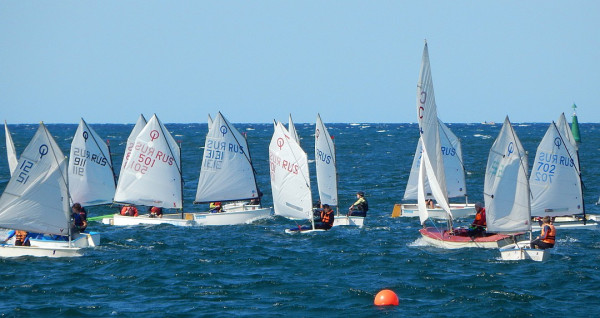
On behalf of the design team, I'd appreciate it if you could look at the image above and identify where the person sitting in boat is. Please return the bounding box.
[3,230,32,246]
[426,199,435,209]
[249,190,263,205]
[348,191,368,217]
[467,202,486,237]
[209,202,222,213]
[149,206,163,218]
[120,204,139,217]
[314,204,335,230]
[530,216,556,249]
[71,203,88,232]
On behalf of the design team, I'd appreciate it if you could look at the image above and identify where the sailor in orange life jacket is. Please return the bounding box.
[315,204,335,230]
[467,202,486,237]
[531,216,556,249]
[120,205,139,217]
[149,206,163,218]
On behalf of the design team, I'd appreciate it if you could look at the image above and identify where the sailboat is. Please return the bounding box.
[315,114,364,227]
[0,123,88,257]
[191,112,272,225]
[530,113,597,230]
[288,114,301,145]
[4,121,18,176]
[67,118,117,206]
[414,42,517,249]
[397,118,475,219]
[484,117,548,261]
[103,114,190,226]
[269,121,323,233]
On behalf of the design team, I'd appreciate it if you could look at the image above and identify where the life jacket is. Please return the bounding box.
[150,206,163,216]
[121,206,138,217]
[473,208,486,227]
[541,224,556,244]
[355,198,368,212]
[320,210,334,226]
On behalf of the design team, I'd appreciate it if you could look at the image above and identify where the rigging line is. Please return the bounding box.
[41,123,72,206]
[507,120,531,199]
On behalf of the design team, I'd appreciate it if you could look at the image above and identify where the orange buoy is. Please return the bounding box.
[374,289,399,306]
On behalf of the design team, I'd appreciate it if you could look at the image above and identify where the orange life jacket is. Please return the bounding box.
[473,208,486,227]
[121,206,138,217]
[320,210,333,225]
[541,224,556,244]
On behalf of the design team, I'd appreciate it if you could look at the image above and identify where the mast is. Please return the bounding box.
[571,104,586,221]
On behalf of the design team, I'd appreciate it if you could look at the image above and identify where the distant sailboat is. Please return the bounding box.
[487,117,549,261]
[192,112,272,225]
[105,114,189,226]
[288,114,301,145]
[269,121,323,233]
[315,114,364,227]
[68,118,117,206]
[415,42,517,249]
[0,123,94,257]
[4,121,18,176]
[397,118,474,218]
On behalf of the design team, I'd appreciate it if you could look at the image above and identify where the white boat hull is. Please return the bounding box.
[191,207,272,225]
[397,203,475,219]
[0,245,82,258]
[531,215,598,231]
[500,241,550,262]
[29,232,101,248]
[332,215,365,228]
[102,207,272,226]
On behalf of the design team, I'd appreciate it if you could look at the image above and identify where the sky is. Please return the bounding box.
[1,1,599,124]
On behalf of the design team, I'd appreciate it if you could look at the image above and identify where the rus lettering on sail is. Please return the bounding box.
[316,149,331,164]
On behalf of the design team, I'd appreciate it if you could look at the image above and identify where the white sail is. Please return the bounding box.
[114,114,182,209]
[207,114,213,129]
[195,112,259,203]
[4,121,18,176]
[484,116,531,233]
[68,118,116,206]
[529,121,582,217]
[315,114,338,206]
[288,114,301,145]
[416,42,451,223]
[404,119,466,200]
[269,121,312,220]
[118,114,147,178]
[0,123,71,236]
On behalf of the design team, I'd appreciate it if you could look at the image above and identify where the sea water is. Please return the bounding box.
[1,122,600,317]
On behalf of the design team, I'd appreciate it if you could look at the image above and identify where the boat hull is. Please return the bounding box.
[419,227,520,249]
[531,215,598,231]
[29,232,101,248]
[332,215,364,228]
[102,207,272,226]
[397,203,475,219]
[500,241,550,262]
[0,245,82,258]
[284,227,327,234]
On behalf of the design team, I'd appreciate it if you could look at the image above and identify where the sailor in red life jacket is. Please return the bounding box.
[315,204,335,230]
[120,205,139,217]
[531,216,556,249]
[467,202,486,237]
[149,206,163,218]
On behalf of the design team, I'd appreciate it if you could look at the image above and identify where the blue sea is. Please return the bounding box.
[1,121,600,317]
